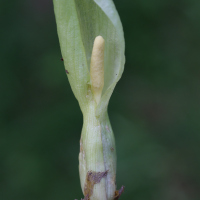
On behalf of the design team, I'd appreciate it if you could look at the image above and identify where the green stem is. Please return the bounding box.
[79,89,116,200]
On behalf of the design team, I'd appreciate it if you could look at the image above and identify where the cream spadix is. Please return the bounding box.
[90,36,105,105]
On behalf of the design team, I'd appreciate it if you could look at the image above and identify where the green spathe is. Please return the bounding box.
[53,0,125,199]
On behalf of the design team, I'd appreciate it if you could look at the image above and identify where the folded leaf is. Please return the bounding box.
[53,0,125,115]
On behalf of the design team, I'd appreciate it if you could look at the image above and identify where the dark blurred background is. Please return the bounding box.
[1,0,200,199]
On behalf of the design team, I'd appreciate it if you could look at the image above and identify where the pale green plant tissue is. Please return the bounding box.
[53,1,125,199]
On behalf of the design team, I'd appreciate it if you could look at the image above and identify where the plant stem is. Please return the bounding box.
[79,89,116,200]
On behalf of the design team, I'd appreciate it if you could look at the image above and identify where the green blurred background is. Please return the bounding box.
[1,0,200,199]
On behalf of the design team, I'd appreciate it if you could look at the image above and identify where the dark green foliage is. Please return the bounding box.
[0,0,200,199]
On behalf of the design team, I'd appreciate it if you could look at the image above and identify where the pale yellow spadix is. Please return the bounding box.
[90,36,105,105]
